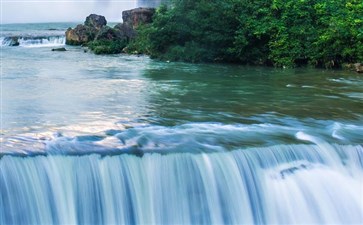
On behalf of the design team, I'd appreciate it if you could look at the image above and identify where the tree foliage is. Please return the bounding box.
[129,0,363,67]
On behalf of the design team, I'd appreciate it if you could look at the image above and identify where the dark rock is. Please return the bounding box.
[114,23,137,40]
[65,14,107,45]
[6,37,20,46]
[51,47,67,51]
[65,9,154,51]
[354,63,363,73]
[65,25,97,45]
[122,7,156,29]
[95,26,124,41]
[85,14,107,30]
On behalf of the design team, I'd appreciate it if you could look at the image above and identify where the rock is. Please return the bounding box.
[5,37,20,46]
[85,14,107,30]
[51,47,66,51]
[354,63,363,73]
[114,23,137,40]
[65,14,107,45]
[65,9,154,50]
[122,46,129,53]
[66,25,97,45]
[122,7,156,29]
[95,26,123,41]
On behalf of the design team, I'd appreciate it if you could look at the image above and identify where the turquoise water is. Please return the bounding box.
[1,23,363,224]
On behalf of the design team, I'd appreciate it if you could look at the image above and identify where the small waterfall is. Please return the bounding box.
[1,144,362,225]
[1,36,66,47]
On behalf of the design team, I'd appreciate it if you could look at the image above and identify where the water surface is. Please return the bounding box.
[1,23,363,225]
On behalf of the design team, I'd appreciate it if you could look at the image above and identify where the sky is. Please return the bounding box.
[1,0,161,24]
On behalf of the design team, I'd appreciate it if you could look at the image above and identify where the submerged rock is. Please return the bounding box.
[51,47,66,51]
[4,37,20,46]
[122,7,156,29]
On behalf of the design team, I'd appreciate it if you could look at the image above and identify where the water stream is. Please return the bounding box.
[1,23,362,225]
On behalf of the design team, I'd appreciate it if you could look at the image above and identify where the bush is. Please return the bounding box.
[87,40,127,54]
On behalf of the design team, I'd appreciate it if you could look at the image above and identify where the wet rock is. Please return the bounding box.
[122,7,156,29]
[5,37,20,46]
[85,14,107,30]
[354,63,363,73]
[344,63,363,73]
[51,47,66,51]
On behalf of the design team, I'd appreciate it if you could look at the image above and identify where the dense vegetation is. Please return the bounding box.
[88,39,127,55]
[128,0,363,67]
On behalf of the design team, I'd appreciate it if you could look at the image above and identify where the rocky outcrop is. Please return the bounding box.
[114,23,137,40]
[66,14,106,45]
[95,27,123,41]
[66,25,96,45]
[65,8,155,53]
[122,7,156,29]
[85,14,107,30]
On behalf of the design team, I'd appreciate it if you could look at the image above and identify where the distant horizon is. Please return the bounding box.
[1,0,164,24]
[1,20,124,26]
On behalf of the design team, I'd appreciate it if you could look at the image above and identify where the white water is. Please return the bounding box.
[3,121,363,156]
[1,144,362,225]
[0,36,65,47]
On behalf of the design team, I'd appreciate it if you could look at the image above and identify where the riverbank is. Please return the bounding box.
[65,0,362,70]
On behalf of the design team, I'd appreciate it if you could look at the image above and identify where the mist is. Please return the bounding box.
[2,0,164,24]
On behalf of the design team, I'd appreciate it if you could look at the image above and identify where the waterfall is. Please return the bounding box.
[1,36,66,47]
[1,144,362,225]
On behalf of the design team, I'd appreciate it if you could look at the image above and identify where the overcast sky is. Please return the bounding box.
[1,1,156,24]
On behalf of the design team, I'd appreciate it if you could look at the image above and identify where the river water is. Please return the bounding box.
[1,23,363,224]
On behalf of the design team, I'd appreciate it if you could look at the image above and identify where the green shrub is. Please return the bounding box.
[88,40,127,54]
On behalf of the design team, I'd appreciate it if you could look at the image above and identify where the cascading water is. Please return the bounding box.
[1,36,66,47]
[1,144,362,225]
[2,22,363,225]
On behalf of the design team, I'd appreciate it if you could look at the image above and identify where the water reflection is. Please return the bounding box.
[2,46,363,154]
[142,63,363,124]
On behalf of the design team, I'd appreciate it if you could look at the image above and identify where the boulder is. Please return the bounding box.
[122,7,156,29]
[65,9,155,49]
[85,14,107,30]
[66,25,97,45]
[4,37,20,46]
[95,26,123,41]
[114,23,137,40]
[354,63,363,73]
[65,14,106,45]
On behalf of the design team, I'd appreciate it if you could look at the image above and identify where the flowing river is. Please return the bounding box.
[1,23,363,225]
